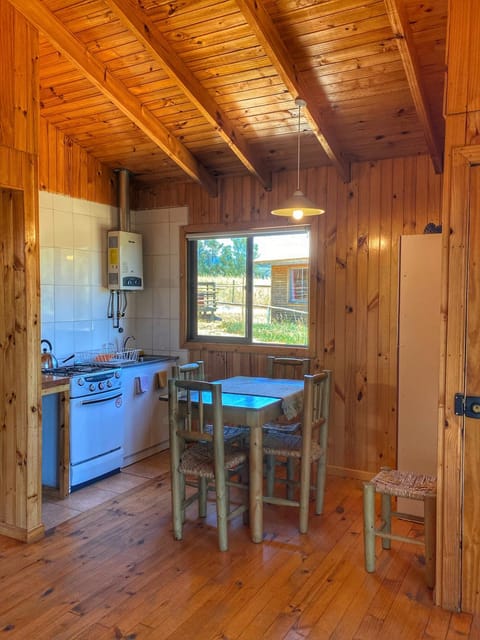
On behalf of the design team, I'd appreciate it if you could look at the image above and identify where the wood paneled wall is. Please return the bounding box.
[135,154,443,478]
[0,0,43,542]
[436,0,480,613]
[38,117,117,205]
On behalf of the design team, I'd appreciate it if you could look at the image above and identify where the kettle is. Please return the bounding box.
[41,339,58,370]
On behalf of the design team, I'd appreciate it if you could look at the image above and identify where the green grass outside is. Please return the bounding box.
[220,319,307,346]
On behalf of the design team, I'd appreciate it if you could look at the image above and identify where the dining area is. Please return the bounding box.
[3,363,474,638]
[167,356,332,549]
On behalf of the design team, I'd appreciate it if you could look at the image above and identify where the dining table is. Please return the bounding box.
[211,376,304,543]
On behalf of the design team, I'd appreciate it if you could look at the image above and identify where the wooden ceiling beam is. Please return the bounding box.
[105,0,272,191]
[8,0,218,196]
[234,0,351,183]
[384,0,444,174]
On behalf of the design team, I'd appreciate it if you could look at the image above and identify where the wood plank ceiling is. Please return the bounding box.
[10,0,447,193]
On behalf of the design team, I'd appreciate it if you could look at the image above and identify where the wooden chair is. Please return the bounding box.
[363,468,437,588]
[168,378,249,551]
[171,360,205,381]
[262,371,332,533]
[266,356,311,380]
[263,356,311,437]
[171,359,247,446]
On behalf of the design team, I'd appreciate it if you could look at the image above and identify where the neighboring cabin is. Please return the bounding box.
[255,246,308,323]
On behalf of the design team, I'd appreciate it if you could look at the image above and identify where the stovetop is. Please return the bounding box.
[42,363,123,397]
[42,363,116,376]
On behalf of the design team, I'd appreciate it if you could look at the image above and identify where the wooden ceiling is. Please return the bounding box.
[10,0,447,194]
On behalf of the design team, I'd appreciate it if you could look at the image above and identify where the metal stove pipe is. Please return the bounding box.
[118,168,131,232]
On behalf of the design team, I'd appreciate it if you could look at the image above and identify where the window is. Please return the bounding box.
[186,228,310,346]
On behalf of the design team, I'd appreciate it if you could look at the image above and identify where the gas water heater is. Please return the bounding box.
[107,230,143,290]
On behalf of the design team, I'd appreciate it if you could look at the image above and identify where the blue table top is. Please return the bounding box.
[186,390,280,410]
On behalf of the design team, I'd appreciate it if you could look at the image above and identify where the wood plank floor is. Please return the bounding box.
[1,451,479,639]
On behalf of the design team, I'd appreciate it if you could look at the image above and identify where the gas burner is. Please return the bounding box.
[42,363,122,399]
[42,363,116,376]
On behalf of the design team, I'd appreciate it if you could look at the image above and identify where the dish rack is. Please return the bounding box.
[75,348,141,365]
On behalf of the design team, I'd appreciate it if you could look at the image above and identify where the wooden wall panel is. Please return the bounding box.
[437,0,480,613]
[135,154,443,477]
[0,0,42,542]
[38,117,117,205]
[0,4,37,154]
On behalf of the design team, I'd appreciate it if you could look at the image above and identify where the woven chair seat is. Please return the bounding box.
[179,443,247,479]
[370,469,437,500]
[203,424,249,442]
[263,420,301,435]
[263,432,323,459]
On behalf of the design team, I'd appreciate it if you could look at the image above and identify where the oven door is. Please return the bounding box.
[70,388,124,488]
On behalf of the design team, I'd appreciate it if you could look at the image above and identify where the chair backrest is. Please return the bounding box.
[170,361,206,430]
[168,377,226,460]
[302,370,332,455]
[266,356,311,380]
[171,360,205,381]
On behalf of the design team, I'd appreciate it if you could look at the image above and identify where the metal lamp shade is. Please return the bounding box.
[271,189,325,219]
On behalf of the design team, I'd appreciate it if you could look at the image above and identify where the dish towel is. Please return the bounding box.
[135,375,150,394]
[156,370,167,389]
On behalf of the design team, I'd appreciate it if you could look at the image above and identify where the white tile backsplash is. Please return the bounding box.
[135,288,153,318]
[73,214,93,250]
[53,210,74,248]
[146,254,170,288]
[90,251,105,288]
[73,286,92,321]
[41,285,55,323]
[91,286,110,319]
[153,287,171,319]
[40,193,186,358]
[40,208,54,246]
[55,285,75,322]
[153,319,170,351]
[54,248,75,285]
[40,247,54,284]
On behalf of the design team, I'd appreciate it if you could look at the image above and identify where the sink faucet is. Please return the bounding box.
[123,335,136,350]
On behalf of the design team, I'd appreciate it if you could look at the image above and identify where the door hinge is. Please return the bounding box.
[454,394,480,419]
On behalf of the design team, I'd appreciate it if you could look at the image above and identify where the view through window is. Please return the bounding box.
[187,229,310,346]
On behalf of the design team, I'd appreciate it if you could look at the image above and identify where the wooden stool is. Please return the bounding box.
[363,468,437,588]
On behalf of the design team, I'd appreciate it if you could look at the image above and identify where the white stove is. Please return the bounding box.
[43,364,125,491]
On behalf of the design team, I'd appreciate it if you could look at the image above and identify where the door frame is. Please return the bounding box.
[438,145,480,610]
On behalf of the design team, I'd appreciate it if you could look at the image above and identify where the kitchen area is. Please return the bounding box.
[39,186,188,521]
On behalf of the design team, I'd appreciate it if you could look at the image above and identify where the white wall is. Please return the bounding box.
[130,206,189,363]
[39,192,188,364]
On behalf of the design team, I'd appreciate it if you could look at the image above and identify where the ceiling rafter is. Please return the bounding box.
[384,0,443,174]
[8,0,218,196]
[234,0,351,183]
[105,0,272,191]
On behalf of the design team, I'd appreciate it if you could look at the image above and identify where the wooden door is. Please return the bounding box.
[462,164,480,612]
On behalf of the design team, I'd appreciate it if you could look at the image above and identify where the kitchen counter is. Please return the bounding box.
[41,372,70,392]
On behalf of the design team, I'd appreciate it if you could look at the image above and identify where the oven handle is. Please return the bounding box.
[80,392,123,407]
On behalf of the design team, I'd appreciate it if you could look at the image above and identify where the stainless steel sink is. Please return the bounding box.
[121,354,174,367]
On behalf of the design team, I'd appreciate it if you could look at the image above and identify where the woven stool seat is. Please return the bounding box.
[363,467,437,589]
[370,469,436,500]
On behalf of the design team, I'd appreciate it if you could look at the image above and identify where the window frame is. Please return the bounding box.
[182,224,313,350]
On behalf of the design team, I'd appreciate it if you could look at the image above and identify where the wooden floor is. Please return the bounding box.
[1,452,479,640]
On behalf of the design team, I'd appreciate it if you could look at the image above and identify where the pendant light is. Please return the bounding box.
[271,98,325,220]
